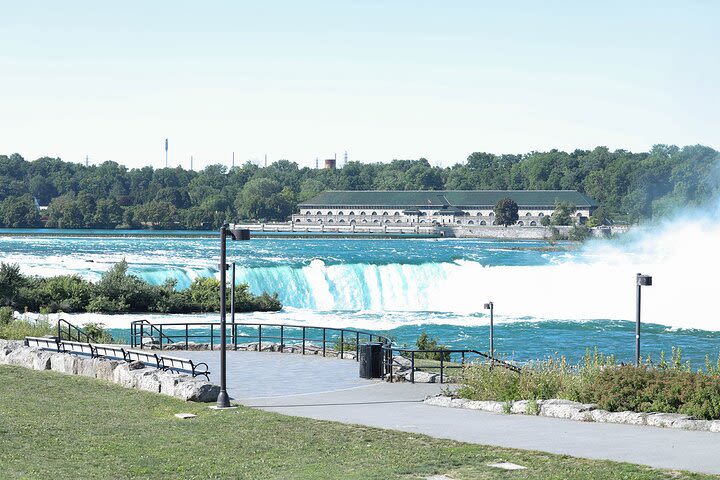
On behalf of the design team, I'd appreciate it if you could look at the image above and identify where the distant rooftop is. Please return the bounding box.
[299,190,598,208]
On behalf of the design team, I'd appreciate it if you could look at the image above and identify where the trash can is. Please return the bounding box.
[359,342,384,379]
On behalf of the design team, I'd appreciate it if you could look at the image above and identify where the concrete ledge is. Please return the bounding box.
[0,340,219,403]
[424,395,720,433]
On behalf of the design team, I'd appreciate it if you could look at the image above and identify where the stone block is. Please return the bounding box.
[646,413,694,428]
[31,350,53,370]
[464,400,506,413]
[591,410,648,425]
[7,347,37,369]
[94,358,121,382]
[76,356,97,378]
[50,353,79,375]
[510,400,529,414]
[173,379,220,402]
[539,399,597,420]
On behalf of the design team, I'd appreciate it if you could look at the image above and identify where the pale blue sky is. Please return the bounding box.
[1,1,717,169]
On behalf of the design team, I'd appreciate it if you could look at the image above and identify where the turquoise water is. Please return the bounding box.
[2,229,719,365]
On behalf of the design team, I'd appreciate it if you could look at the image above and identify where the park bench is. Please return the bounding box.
[59,340,95,357]
[159,354,210,379]
[25,336,60,352]
[93,345,128,361]
[125,349,164,368]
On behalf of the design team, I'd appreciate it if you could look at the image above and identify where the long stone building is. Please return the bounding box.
[293,190,597,226]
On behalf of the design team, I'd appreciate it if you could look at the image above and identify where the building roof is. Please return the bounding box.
[299,190,598,208]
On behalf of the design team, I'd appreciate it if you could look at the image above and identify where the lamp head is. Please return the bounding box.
[484,302,493,309]
[223,224,250,241]
[636,274,652,286]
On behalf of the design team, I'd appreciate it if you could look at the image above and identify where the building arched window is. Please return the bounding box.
[328,219,334,223]
[339,219,345,223]
[384,219,390,223]
[360,211,365,216]
[373,219,379,223]
[530,221,537,226]
[489,212,494,217]
[468,220,474,225]
[394,212,400,216]
[577,212,583,217]
[476,212,482,216]
[480,220,486,225]
[349,211,355,216]
[517,221,524,226]
[525,212,531,216]
[456,220,461,224]
[371,212,377,216]
[382,211,389,216]
[350,219,356,224]
[316,211,322,215]
[295,218,301,222]
[362,219,368,223]
[317,219,323,223]
[338,211,344,216]
[327,211,333,215]
[538,213,544,217]
[305,211,311,215]
[307,219,312,223]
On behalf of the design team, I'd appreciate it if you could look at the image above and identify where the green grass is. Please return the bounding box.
[0,366,712,480]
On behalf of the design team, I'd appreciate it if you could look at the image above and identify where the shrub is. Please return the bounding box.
[0,306,13,325]
[414,332,451,362]
[0,316,55,340]
[81,322,114,344]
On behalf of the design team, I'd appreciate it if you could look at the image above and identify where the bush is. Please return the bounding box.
[568,224,591,241]
[0,315,55,340]
[413,332,451,362]
[0,306,13,325]
[81,322,114,344]
[458,347,720,420]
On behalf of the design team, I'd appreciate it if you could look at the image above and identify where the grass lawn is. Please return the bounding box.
[0,365,712,480]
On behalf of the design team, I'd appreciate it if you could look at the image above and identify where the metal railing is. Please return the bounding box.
[129,320,391,361]
[383,347,520,383]
[57,319,95,343]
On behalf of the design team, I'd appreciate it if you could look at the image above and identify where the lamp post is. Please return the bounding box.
[231,262,236,349]
[484,301,494,358]
[635,273,652,367]
[217,224,250,409]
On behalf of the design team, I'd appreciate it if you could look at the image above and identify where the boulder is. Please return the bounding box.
[672,419,713,431]
[30,350,53,370]
[393,356,412,368]
[646,413,694,428]
[539,399,597,420]
[424,395,453,407]
[50,353,79,375]
[76,356,97,378]
[94,358,122,382]
[7,347,39,369]
[173,379,220,402]
[710,421,720,433]
[404,370,439,383]
[135,370,162,393]
[464,400,506,413]
[510,400,530,414]
[591,410,648,425]
[113,363,154,388]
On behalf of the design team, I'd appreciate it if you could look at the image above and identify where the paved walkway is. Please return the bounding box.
[186,350,720,474]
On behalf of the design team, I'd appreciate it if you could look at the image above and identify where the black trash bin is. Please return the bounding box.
[359,342,384,379]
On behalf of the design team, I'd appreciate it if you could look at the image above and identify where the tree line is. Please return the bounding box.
[0,144,717,229]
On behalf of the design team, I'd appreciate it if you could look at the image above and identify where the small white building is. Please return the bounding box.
[292,190,597,226]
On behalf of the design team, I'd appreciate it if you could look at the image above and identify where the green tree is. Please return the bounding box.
[493,198,519,226]
[550,201,576,226]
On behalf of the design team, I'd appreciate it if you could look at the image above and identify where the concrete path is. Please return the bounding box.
[186,350,720,474]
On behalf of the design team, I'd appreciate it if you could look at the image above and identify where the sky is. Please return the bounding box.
[0,0,718,170]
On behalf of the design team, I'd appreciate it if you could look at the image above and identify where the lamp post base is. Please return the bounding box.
[215,391,231,409]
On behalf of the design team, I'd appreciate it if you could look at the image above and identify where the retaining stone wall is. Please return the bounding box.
[0,339,219,402]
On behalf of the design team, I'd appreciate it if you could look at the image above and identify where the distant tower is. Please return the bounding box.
[85,155,89,167]
[164,139,168,168]
[315,157,319,169]
[324,158,336,170]
[343,151,348,167]
[232,152,235,169]
[264,154,267,168]
[190,155,194,171]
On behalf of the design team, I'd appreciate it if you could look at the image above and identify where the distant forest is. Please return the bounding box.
[0,144,717,229]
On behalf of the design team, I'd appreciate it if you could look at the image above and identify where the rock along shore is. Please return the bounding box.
[424,395,720,433]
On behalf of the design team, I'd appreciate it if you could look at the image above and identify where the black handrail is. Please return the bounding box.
[129,319,391,362]
[130,319,175,348]
[57,319,94,343]
[383,347,520,383]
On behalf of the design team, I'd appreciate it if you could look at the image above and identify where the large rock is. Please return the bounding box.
[539,399,597,420]
[646,413,694,428]
[30,350,53,370]
[173,379,220,402]
[465,400,506,413]
[94,358,122,382]
[50,353,79,375]
[113,363,154,388]
[591,410,648,425]
[135,370,162,393]
[76,356,97,378]
[7,347,38,369]
[404,370,439,383]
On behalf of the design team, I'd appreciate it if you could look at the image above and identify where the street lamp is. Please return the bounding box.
[484,301,494,358]
[635,273,652,367]
[217,224,250,409]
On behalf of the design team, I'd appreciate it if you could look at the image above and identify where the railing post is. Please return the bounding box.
[355,332,359,361]
[411,351,415,383]
[280,325,284,352]
[233,323,238,351]
[322,328,326,357]
[258,324,262,351]
[210,324,214,350]
[340,331,344,359]
[140,324,144,350]
[302,327,306,355]
[159,325,164,350]
[440,355,444,384]
[185,324,189,350]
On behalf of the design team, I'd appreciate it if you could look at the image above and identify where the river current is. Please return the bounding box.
[1,225,718,365]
